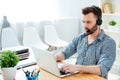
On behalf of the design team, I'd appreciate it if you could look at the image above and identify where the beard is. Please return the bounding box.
[84,24,97,35]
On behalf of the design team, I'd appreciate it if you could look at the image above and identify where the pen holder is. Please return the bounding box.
[26,74,39,80]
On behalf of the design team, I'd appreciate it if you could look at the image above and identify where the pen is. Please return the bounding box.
[21,67,30,77]
[32,67,41,76]
[25,70,30,76]
[31,70,34,77]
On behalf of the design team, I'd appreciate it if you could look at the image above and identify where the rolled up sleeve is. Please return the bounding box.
[98,39,116,78]
[62,34,84,59]
[62,36,78,59]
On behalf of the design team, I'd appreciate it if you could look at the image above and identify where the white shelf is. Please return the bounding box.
[100,1,120,79]
[102,13,120,16]
[101,14,120,30]
[104,29,120,33]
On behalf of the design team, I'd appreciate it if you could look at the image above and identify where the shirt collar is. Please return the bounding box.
[97,29,105,41]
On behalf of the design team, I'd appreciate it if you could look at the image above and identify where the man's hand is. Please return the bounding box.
[61,63,81,73]
[61,63,101,76]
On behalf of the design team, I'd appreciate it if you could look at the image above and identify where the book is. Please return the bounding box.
[102,2,113,13]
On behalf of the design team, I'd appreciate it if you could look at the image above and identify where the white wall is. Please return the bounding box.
[56,0,100,40]
[0,0,101,45]
[57,0,100,18]
[55,18,80,42]
[110,0,120,13]
[0,0,100,23]
[0,0,59,23]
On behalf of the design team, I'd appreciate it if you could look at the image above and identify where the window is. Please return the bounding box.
[0,0,59,23]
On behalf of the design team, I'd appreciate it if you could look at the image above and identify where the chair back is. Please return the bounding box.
[1,27,20,49]
[23,27,49,50]
[44,25,60,43]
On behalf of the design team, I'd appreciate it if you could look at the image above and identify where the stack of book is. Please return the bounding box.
[102,2,113,13]
[15,48,30,60]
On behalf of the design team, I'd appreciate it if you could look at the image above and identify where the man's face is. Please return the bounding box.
[82,13,97,34]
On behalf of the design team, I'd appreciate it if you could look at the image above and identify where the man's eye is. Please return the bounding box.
[82,21,85,23]
[87,22,91,24]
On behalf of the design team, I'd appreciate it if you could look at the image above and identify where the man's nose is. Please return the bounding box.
[83,23,88,28]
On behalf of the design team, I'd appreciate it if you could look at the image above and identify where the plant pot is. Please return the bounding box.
[2,67,17,80]
[108,26,118,31]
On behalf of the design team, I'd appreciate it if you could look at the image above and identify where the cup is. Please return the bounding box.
[26,74,39,80]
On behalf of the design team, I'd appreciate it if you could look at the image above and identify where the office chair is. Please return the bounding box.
[44,25,68,50]
[23,27,49,50]
[0,27,36,68]
[1,27,21,50]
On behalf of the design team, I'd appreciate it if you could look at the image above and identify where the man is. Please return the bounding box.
[55,5,116,78]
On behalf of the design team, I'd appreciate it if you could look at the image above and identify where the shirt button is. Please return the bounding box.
[85,56,87,59]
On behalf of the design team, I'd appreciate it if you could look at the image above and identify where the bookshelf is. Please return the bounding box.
[101,13,120,30]
[100,0,120,49]
[100,0,120,14]
[100,0,120,30]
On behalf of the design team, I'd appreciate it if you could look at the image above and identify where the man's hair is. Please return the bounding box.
[82,6,102,19]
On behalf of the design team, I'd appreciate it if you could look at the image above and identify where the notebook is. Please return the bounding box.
[32,47,78,77]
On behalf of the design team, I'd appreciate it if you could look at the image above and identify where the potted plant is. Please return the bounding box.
[0,50,19,80]
[108,20,117,31]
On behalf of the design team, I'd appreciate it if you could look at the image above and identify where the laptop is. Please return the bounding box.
[32,47,78,77]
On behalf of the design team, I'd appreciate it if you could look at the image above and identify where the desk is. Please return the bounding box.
[0,65,106,80]
[39,69,106,80]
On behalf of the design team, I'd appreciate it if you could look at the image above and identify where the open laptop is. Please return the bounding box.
[32,47,78,77]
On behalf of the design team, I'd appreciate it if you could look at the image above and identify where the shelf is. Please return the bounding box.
[102,13,120,16]
[104,29,120,33]
[101,12,120,30]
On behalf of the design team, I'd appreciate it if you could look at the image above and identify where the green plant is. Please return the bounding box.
[109,20,117,26]
[0,50,19,68]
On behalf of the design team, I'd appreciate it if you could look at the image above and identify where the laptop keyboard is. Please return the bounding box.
[58,63,70,75]
[60,71,70,75]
